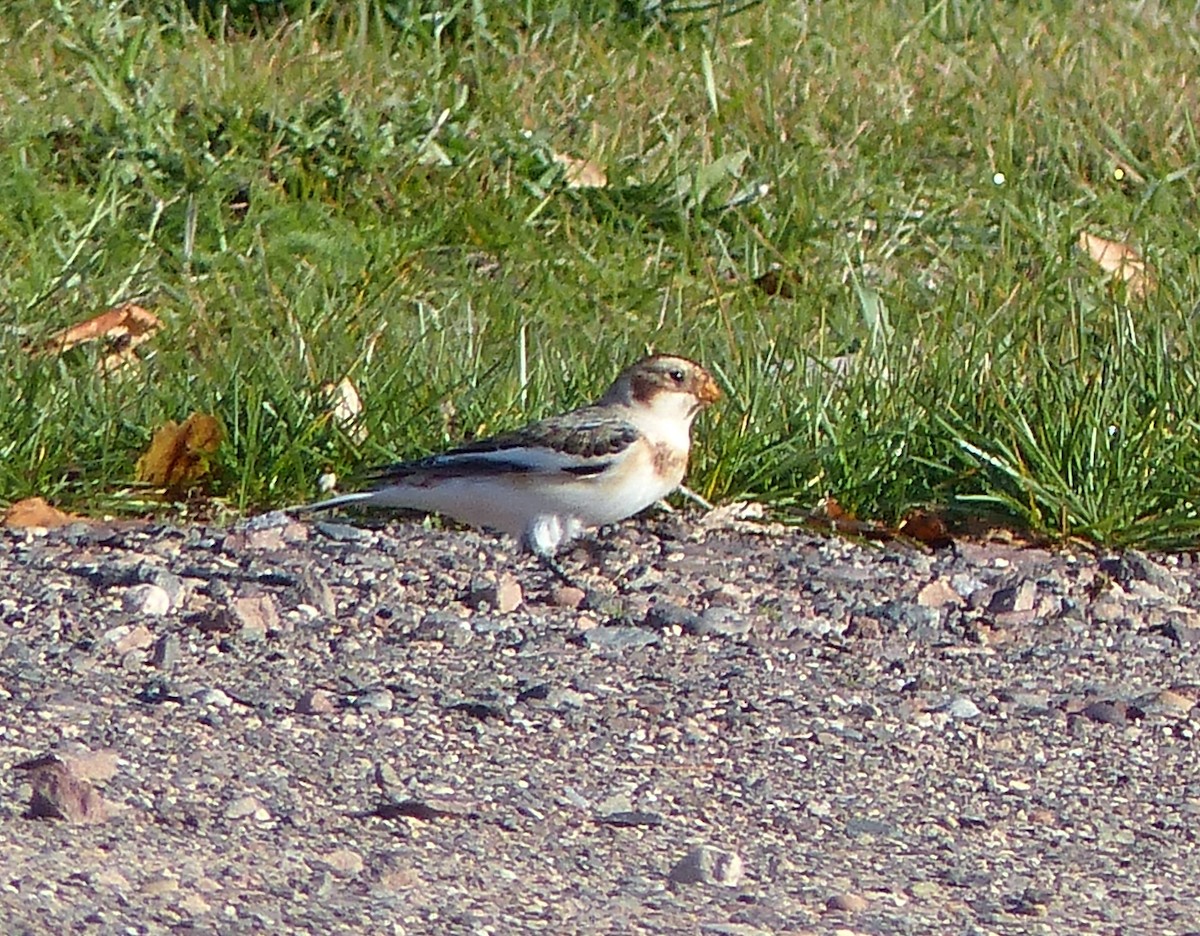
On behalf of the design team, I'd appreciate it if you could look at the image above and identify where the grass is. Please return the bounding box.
[2,0,1200,548]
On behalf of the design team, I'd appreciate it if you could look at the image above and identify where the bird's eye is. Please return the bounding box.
[668,368,686,384]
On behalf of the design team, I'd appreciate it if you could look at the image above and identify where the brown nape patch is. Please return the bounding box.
[652,442,688,481]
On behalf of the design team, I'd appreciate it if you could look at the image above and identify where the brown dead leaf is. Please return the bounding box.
[36,303,162,371]
[752,267,799,299]
[3,497,83,530]
[898,509,954,548]
[324,376,367,443]
[135,413,223,492]
[1078,231,1155,297]
[807,497,889,539]
[552,152,607,189]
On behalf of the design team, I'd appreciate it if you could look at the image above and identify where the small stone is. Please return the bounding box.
[1100,551,1179,596]
[151,634,181,670]
[17,758,109,824]
[115,624,155,655]
[551,585,587,609]
[645,601,702,633]
[668,846,744,887]
[297,689,336,715]
[352,688,394,712]
[988,580,1037,614]
[415,610,472,646]
[698,926,770,936]
[917,579,962,610]
[179,893,212,915]
[315,849,364,876]
[123,583,171,616]
[299,567,337,617]
[845,817,896,838]
[1081,700,1130,726]
[190,687,233,708]
[224,795,269,821]
[59,747,119,782]
[1090,597,1128,624]
[93,868,131,889]
[141,876,179,896]
[1152,688,1196,717]
[560,787,591,810]
[946,697,982,720]
[597,810,664,827]
[581,626,660,652]
[99,623,149,654]
[546,687,587,710]
[143,570,186,609]
[494,575,523,613]
[826,892,869,913]
[374,761,403,791]
[226,593,280,640]
[1001,689,1051,711]
[468,574,522,613]
[596,792,632,815]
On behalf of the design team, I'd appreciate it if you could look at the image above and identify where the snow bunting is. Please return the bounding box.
[298,354,721,559]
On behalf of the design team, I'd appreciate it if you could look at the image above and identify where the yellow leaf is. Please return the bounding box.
[1078,231,1154,297]
[552,152,607,189]
[135,413,223,493]
[2,497,84,529]
[323,376,367,443]
[36,303,163,369]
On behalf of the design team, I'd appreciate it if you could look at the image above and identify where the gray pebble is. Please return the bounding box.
[581,626,660,651]
[352,688,394,712]
[190,687,233,708]
[151,634,181,670]
[122,583,172,616]
[946,697,982,719]
[692,606,751,638]
[668,845,745,887]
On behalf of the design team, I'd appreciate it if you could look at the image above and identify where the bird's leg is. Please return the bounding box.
[674,483,714,512]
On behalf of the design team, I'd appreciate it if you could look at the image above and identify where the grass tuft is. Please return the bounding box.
[3,0,1200,547]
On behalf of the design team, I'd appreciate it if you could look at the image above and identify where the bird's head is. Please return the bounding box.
[601,354,722,423]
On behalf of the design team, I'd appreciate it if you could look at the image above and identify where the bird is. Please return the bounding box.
[297,354,721,573]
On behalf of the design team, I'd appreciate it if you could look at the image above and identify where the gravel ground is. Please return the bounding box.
[3,507,1200,935]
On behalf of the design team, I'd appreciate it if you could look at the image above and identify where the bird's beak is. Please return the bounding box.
[697,373,722,406]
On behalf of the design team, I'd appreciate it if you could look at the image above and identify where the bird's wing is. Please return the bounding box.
[366,408,642,484]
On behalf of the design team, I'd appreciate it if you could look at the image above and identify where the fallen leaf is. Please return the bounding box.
[1078,231,1154,297]
[898,509,954,548]
[228,184,251,222]
[2,497,82,530]
[134,413,223,493]
[752,267,799,298]
[807,497,888,538]
[36,303,162,372]
[324,376,367,443]
[552,152,607,189]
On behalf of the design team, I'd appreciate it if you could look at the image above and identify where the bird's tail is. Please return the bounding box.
[288,490,377,515]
